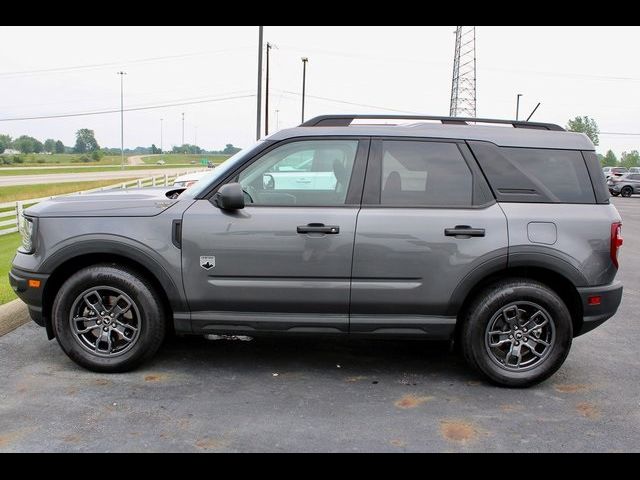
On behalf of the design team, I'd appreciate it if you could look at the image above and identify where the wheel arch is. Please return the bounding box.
[41,241,186,338]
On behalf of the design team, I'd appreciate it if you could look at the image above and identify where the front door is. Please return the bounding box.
[181,137,369,334]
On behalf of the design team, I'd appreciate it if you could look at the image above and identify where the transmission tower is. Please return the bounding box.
[449,26,476,117]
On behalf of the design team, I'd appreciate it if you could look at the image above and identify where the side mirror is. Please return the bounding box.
[212,182,245,210]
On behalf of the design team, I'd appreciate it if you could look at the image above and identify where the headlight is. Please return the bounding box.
[18,214,35,253]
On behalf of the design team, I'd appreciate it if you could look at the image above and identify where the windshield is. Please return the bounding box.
[180,141,265,198]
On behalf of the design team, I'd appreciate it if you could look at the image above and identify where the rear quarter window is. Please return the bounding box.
[468,142,596,204]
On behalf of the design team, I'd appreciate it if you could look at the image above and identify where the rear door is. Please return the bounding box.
[350,138,508,336]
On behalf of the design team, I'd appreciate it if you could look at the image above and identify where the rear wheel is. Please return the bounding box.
[621,186,633,197]
[52,264,166,372]
[461,279,572,387]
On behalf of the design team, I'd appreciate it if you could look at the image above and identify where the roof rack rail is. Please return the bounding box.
[300,115,565,131]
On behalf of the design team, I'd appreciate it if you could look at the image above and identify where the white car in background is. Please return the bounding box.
[172,170,214,188]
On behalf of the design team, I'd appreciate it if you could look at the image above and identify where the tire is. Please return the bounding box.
[461,278,572,388]
[621,186,633,197]
[52,264,166,372]
[610,191,620,197]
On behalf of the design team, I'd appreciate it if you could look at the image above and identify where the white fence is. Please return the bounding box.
[0,170,202,237]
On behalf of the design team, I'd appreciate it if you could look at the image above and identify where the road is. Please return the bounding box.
[0,197,638,452]
[0,167,194,187]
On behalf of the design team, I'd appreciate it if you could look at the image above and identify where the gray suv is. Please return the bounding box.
[9,115,623,387]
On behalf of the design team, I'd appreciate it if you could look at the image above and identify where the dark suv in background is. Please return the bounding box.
[10,115,623,387]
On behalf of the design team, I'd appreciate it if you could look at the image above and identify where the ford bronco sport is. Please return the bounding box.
[9,115,623,387]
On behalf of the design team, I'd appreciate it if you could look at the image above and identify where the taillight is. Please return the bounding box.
[610,222,623,269]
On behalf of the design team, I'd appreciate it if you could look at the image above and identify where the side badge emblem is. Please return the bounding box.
[200,256,216,270]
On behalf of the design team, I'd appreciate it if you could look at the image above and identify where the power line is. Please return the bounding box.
[600,132,640,136]
[0,94,256,122]
[0,47,252,79]
[276,89,422,114]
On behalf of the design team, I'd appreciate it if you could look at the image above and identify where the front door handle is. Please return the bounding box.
[444,225,485,237]
[297,223,340,234]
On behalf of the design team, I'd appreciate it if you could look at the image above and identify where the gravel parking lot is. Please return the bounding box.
[1,197,639,452]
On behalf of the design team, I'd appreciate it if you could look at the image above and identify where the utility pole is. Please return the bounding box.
[516,94,523,120]
[117,71,126,169]
[275,109,280,131]
[301,57,308,123]
[181,112,185,146]
[265,42,272,136]
[160,118,163,153]
[194,125,198,149]
[256,26,264,140]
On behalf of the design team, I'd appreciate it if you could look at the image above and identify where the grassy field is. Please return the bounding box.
[0,164,184,176]
[142,154,229,165]
[0,233,19,305]
[0,178,137,203]
[0,153,125,167]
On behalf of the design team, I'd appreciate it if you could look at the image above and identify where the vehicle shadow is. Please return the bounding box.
[156,333,478,382]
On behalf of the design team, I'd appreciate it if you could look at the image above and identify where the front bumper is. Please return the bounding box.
[575,281,623,336]
[8,267,49,328]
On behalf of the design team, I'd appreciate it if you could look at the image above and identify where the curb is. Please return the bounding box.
[0,299,29,337]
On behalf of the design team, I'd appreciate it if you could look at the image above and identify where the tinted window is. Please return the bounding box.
[501,148,595,203]
[380,141,472,206]
[237,140,358,206]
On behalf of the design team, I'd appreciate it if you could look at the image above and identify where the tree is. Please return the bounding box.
[74,128,99,153]
[566,116,599,146]
[13,135,43,154]
[151,144,160,154]
[222,143,241,155]
[0,134,11,154]
[54,140,65,153]
[620,150,640,169]
[44,139,56,153]
[601,150,618,167]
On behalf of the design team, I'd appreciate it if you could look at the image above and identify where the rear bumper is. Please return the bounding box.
[575,281,623,336]
[8,267,49,328]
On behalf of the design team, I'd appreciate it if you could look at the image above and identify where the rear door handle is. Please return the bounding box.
[444,225,485,237]
[297,223,340,234]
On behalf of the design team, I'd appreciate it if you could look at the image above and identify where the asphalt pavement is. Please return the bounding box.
[0,197,638,452]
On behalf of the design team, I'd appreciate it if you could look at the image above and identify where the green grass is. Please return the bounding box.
[0,164,184,176]
[0,154,125,167]
[0,233,20,305]
[0,178,137,203]
[142,154,229,165]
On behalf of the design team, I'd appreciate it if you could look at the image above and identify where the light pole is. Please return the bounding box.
[265,42,272,136]
[275,109,280,131]
[516,93,523,121]
[301,57,308,123]
[160,118,163,153]
[194,125,198,150]
[256,26,264,140]
[181,112,185,146]
[117,71,126,169]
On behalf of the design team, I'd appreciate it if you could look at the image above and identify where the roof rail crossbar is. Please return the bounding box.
[300,115,565,131]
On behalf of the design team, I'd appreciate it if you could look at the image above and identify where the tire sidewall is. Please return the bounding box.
[621,186,633,197]
[464,281,572,387]
[52,265,164,372]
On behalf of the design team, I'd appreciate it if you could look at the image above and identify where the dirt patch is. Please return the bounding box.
[94,378,111,386]
[195,437,229,450]
[144,373,168,383]
[62,434,81,444]
[389,439,406,447]
[553,383,591,394]
[0,427,36,448]
[394,394,434,409]
[576,402,601,420]
[440,420,478,444]
[466,380,482,386]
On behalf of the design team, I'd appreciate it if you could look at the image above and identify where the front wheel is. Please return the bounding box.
[461,279,572,387]
[610,191,620,197]
[621,186,633,197]
[52,264,166,372]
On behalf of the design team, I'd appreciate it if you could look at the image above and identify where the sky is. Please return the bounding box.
[0,26,639,156]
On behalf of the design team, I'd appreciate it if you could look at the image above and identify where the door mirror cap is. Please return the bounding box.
[212,182,245,210]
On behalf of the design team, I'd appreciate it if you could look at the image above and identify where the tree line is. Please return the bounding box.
[0,128,241,157]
